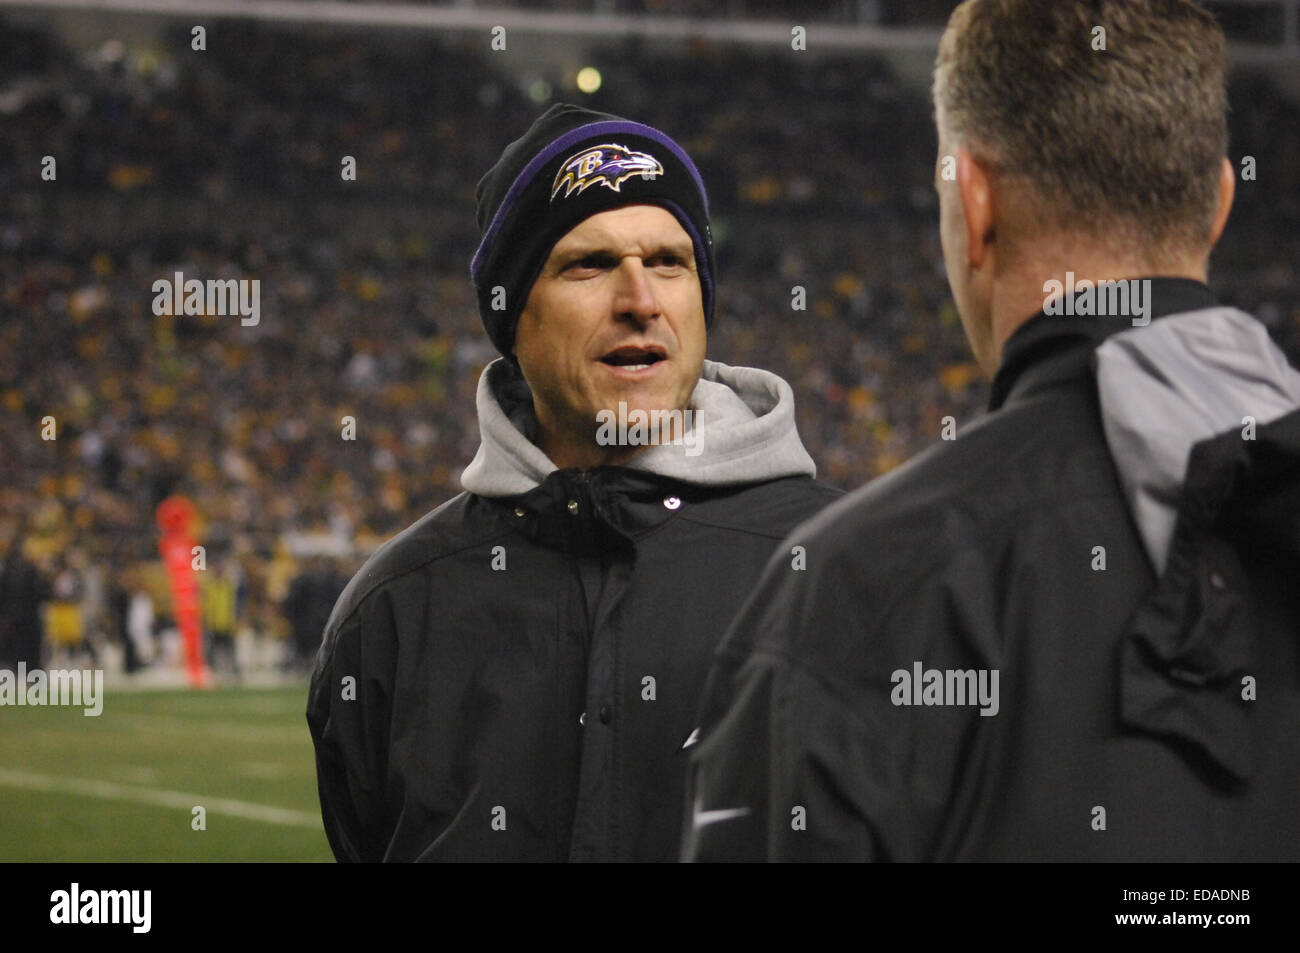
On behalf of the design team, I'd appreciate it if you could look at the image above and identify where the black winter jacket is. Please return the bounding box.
[308,359,840,861]
[684,280,1300,861]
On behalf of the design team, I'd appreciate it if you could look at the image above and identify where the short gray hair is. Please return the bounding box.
[933,0,1228,254]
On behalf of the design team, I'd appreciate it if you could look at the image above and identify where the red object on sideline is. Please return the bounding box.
[156,495,209,688]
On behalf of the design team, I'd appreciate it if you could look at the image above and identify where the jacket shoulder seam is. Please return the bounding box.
[328,519,518,636]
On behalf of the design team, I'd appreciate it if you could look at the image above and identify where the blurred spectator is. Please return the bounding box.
[281,555,346,674]
[201,553,242,679]
[0,526,51,670]
[126,569,157,671]
[45,554,89,666]
[108,564,139,673]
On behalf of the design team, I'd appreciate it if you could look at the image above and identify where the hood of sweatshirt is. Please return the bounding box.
[1096,305,1300,783]
[460,358,817,498]
[1095,305,1300,576]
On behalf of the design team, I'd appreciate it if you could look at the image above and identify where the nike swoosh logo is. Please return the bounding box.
[681,727,701,750]
[692,806,751,828]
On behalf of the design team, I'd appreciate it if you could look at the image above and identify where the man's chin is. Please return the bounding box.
[590,393,695,449]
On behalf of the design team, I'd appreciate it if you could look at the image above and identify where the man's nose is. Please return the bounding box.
[611,258,659,323]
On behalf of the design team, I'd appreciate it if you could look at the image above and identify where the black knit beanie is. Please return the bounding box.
[470,103,715,359]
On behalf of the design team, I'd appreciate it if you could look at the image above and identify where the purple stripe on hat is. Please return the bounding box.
[655,197,715,318]
[471,120,710,281]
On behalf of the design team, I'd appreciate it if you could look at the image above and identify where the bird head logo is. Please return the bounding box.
[551,144,664,201]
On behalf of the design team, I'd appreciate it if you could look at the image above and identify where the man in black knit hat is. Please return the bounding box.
[307,104,840,861]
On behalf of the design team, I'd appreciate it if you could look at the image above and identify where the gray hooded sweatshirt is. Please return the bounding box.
[1096,305,1300,575]
[461,357,817,497]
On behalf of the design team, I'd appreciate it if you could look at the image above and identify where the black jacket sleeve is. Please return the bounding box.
[683,643,884,861]
[681,531,892,861]
[683,519,1001,862]
[306,588,397,862]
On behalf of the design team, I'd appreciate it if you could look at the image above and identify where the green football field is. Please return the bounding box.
[0,685,334,862]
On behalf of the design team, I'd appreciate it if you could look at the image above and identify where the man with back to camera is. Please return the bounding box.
[306,103,841,861]
[684,0,1300,861]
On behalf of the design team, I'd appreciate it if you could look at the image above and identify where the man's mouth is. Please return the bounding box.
[599,345,667,373]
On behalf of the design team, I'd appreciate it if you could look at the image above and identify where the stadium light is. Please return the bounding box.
[576,66,602,94]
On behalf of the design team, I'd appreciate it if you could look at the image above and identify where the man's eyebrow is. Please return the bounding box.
[646,243,694,259]
[552,241,694,262]
[554,244,615,261]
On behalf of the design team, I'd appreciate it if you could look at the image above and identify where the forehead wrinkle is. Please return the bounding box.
[550,208,692,259]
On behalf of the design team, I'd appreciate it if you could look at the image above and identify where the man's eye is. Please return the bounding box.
[649,255,685,268]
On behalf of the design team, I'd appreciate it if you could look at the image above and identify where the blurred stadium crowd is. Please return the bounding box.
[1,19,1297,677]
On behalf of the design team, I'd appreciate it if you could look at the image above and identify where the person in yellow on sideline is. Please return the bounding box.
[202,553,242,679]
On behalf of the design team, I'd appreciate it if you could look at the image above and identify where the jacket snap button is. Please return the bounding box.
[598,705,612,724]
[1209,570,1226,590]
[579,711,586,726]
[567,500,579,515]
[663,496,681,510]
[514,506,525,518]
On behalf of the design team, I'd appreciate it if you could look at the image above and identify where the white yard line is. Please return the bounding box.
[0,768,321,829]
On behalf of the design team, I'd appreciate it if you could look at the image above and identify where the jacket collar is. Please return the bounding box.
[510,465,694,554]
[989,277,1217,411]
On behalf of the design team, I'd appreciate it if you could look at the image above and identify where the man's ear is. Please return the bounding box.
[1208,156,1236,248]
[956,147,996,271]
